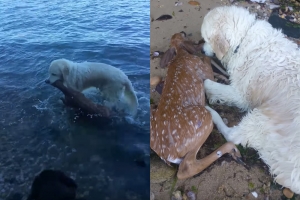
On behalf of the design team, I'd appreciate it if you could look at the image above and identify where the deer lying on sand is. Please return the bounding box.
[150,32,243,179]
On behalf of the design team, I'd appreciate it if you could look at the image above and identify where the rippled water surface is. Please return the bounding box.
[0,0,150,199]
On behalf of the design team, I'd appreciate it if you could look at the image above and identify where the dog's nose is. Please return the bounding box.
[45,79,50,84]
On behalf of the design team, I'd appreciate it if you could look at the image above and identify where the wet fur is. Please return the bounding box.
[201,6,300,194]
[46,58,139,116]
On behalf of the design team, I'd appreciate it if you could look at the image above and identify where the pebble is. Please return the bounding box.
[153,51,160,57]
[186,191,196,200]
[251,191,258,198]
[172,191,182,200]
[283,188,294,199]
[269,4,280,9]
[150,76,161,87]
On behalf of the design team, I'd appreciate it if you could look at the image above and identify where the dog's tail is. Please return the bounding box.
[123,81,139,117]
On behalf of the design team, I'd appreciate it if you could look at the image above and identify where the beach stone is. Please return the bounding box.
[150,154,177,184]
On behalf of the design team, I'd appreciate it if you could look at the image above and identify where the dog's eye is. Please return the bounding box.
[52,73,56,76]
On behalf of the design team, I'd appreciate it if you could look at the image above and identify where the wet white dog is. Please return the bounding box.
[46,58,139,117]
[201,6,300,194]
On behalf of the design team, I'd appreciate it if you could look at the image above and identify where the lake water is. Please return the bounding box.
[0,0,150,199]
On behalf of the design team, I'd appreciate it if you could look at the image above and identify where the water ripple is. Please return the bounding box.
[0,0,150,199]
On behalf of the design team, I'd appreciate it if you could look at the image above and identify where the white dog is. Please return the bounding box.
[201,6,300,194]
[46,58,139,117]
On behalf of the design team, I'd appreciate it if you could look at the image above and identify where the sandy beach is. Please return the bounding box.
[150,0,299,199]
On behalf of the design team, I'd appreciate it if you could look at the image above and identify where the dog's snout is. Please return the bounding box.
[45,79,50,84]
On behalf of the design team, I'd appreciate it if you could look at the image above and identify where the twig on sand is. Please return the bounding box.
[211,60,229,77]
[213,72,230,84]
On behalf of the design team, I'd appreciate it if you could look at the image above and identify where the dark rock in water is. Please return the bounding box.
[6,192,22,200]
[268,13,300,39]
[26,169,78,200]
[156,15,172,21]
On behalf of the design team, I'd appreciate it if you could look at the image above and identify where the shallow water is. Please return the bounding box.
[0,0,150,199]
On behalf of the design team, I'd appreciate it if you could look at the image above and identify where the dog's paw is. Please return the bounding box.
[204,79,222,104]
[205,105,222,124]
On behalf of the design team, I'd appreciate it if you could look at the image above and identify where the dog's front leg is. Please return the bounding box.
[204,79,247,110]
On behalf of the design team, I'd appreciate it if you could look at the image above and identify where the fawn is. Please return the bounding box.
[150,32,243,179]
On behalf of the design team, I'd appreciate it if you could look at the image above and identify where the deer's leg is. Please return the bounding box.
[204,79,248,110]
[177,126,210,179]
[177,141,242,180]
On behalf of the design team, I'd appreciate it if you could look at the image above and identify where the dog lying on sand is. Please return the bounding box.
[201,5,300,196]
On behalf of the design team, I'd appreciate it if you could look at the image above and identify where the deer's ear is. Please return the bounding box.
[181,41,198,54]
[160,47,176,68]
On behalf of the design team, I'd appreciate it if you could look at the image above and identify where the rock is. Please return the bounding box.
[186,191,196,200]
[171,191,182,200]
[269,4,280,9]
[150,76,161,87]
[283,188,294,199]
[250,0,266,3]
[150,155,177,183]
[251,191,258,198]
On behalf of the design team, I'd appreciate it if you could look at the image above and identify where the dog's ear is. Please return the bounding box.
[160,47,176,68]
[211,33,230,60]
[60,61,70,79]
[181,41,198,54]
[63,65,69,76]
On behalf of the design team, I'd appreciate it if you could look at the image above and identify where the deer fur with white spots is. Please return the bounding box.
[150,32,242,179]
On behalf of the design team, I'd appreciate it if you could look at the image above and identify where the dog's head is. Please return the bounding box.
[45,59,70,84]
[200,6,256,61]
